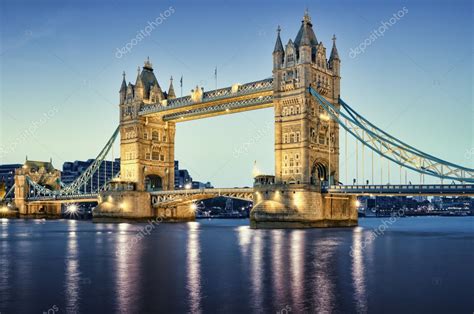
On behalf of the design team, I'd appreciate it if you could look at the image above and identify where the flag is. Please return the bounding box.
[214,66,217,79]
[180,75,183,87]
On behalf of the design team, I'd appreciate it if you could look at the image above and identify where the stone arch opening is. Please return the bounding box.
[145,175,163,191]
[311,161,328,186]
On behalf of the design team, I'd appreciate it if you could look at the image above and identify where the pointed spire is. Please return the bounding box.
[273,25,284,54]
[144,56,153,70]
[329,34,340,61]
[135,66,143,87]
[294,9,318,49]
[167,76,176,99]
[304,8,311,24]
[120,71,127,92]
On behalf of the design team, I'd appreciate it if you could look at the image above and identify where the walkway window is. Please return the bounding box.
[152,131,159,141]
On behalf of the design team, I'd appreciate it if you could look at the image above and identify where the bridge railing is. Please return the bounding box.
[150,187,254,195]
[327,184,474,194]
[140,78,273,115]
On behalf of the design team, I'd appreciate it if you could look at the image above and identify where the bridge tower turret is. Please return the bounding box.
[119,58,175,192]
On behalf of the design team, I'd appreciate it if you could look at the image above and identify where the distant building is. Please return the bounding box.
[174,160,193,189]
[0,164,22,197]
[173,160,213,189]
[61,158,120,191]
[191,181,213,189]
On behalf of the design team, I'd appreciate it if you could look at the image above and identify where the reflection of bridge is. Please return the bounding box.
[4,11,473,227]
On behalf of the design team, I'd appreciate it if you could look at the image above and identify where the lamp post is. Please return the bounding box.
[320,113,331,186]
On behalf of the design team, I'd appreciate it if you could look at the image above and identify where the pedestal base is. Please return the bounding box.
[94,190,153,220]
[250,184,358,229]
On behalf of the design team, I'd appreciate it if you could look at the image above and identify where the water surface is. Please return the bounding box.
[0,217,472,313]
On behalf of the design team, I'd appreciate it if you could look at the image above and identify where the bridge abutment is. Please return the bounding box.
[250,183,357,228]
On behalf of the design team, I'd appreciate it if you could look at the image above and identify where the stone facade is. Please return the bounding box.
[251,12,357,228]
[14,160,62,216]
[119,59,176,192]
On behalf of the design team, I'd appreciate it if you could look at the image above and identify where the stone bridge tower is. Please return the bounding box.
[273,11,341,187]
[14,159,62,215]
[119,59,176,191]
[251,11,357,228]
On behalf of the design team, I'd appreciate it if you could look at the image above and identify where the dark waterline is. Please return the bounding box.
[0,217,472,313]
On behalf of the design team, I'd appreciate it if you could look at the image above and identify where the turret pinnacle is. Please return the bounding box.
[294,10,318,49]
[167,76,176,99]
[329,34,340,61]
[273,25,284,53]
[135,66,143,87]
[120,71,127,92]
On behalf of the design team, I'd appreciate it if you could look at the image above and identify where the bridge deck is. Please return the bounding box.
[139,78,274,122]
[21,184,473,205]
[327,184,474,196]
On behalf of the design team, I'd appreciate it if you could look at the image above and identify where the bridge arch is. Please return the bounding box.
[145,174,163,191]
[310,160,328,186]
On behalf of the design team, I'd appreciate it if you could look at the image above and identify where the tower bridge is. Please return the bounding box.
[4,11,473,227]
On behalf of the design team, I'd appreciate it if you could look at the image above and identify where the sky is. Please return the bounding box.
[0,0,472,187]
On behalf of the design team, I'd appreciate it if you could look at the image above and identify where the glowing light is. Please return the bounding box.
[190,203,198,212]
[65,204,80,217]
[185,183,192,190]
[320,113,330,121]
[0,206,8,213]
[252,161,261,178]
[355,200,361,207]
[108,196,113,202]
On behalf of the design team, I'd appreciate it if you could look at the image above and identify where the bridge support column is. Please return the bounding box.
[155,204,195,222]
[250,184,357,228]
[94,188,153,221]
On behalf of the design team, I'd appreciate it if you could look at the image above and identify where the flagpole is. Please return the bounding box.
[214,66,217,90]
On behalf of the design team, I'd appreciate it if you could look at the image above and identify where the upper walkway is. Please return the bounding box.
[139,78,274,122]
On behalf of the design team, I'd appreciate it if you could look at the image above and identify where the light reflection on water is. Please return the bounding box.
[65,220,80,313]
[0,217,472,313]
[115,222,139,313]
[250,229,264,312]
[186,221,202,314]
[352,226,368,313]
[271,230,285,307]
[0,220,10,308]
[311,237,337,313]
[290,230,305,309]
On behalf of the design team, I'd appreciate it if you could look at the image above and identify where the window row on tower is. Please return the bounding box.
[283,131,301,144]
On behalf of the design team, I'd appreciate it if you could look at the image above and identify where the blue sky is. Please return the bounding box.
[0,0,472,186]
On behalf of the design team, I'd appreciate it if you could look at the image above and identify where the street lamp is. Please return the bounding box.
[320,113,331,186]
